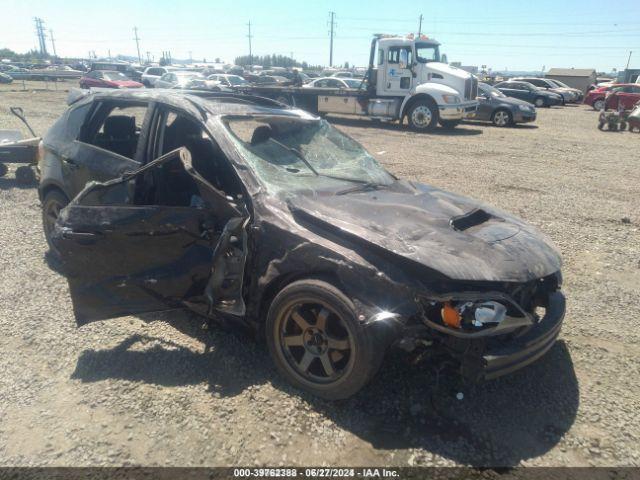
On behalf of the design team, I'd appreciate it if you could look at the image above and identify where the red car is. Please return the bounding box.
[605,84,640,111]
[79,70,143,89]
[584,83,640,110]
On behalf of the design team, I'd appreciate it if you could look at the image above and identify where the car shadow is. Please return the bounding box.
[464,121,539,130]
[327,116,483,136]
[0,175,37,190]
[71,313,578,467]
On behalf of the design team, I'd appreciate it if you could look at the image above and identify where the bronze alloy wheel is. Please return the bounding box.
[275,299,356,386]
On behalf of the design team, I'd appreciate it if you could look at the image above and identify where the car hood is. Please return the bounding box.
[287,182,561,283]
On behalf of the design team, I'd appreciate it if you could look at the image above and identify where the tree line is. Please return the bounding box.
[234,54,322,70]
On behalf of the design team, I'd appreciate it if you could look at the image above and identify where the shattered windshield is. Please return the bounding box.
[223,117,394,192]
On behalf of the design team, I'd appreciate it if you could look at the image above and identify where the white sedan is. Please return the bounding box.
[302,77,364,89]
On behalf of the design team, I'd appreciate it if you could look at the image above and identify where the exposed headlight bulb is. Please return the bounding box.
[472,301,507,327]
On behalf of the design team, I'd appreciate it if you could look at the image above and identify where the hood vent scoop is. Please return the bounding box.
[450,208,496,231]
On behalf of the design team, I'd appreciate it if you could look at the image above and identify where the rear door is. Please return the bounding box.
[53,147,248,325]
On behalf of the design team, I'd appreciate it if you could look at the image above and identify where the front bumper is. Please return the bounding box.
[476,291,565,381]
[514,110,537,123]
[440,101,478,120]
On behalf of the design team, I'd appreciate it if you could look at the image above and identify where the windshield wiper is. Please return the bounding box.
[336,181,388,195]
[270,138,319,176]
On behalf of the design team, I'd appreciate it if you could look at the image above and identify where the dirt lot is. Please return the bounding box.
[0,81,639,468]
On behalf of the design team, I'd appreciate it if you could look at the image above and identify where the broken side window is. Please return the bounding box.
[79,102,149,160]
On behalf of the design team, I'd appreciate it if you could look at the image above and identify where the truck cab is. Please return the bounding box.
[368,34,478,129]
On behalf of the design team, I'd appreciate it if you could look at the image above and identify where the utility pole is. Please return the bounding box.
[49,29,57,58]
[328,11,336,67]
[418,14,423,36]
[133,26,142,65]
[626,51,633,70]
[34,17,48,56]
[247,21,253,65]
[146,51,151,63]
[108,49,112,59]
[189,50,193,64]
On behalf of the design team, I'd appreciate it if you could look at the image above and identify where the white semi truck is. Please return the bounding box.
[241,34,478,131]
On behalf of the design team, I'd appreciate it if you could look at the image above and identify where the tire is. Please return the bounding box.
[593,99,605,111]
[0,163,7,178]
[266,279,385,400]
[439,120,460,129]
[42,189,69,256]
[492,109,513,127]
[534,97,546,108]
[15,166,36,185]
[407,99,438,131]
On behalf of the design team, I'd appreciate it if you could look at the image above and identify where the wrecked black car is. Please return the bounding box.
[39,89,566,400]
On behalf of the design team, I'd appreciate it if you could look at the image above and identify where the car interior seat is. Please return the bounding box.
[102,115,138,159]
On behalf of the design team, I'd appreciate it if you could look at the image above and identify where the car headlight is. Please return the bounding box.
[518,104,532,111]
[442,94,461,104]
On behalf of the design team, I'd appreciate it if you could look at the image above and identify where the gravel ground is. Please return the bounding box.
[0,82,639,468]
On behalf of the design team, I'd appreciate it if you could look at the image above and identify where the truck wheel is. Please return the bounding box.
[266,279,385,400]
[42,189,69,255]
[492,109,513,127]
[593,99,605,111]
[407,99,438,131]
[439,120,461,129]
[15,166,36,185]
[0,163,7,178]
[534,97,546,108]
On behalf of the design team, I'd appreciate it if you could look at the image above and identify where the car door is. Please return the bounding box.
[475,88,493,120]
[619,85,640,109]
[52,146,249,325]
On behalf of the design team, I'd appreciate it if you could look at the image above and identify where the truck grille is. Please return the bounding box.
[464,76,478,100]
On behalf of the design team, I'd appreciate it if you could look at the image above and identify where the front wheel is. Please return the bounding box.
[407,99,438,131]
[593,99,605,111]
[492,109,513,127]
[534,97,546,108]
[266,279,385,400]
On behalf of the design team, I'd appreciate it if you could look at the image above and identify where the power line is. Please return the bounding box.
[34,17,47,55]
[133,26,142,65]
[247,20,253,65]
[328,11,336,67]
[49,29,57,57]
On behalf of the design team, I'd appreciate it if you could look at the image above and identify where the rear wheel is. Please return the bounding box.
[492,109,513,127]
[407,99,438,131]
[266,279,384,400]
[534,97,546,108]
[42,189,69,256]
[593,98,605,111]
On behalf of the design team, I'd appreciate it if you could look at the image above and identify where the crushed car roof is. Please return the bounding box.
[67,88,317,119]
